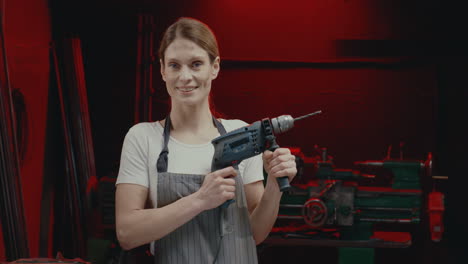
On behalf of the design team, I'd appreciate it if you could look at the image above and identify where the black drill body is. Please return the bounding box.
[212,118,283,209]
[211,118,277,172]
[211,111,322,208]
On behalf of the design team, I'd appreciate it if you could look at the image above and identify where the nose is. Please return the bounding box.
[179,66,193,82]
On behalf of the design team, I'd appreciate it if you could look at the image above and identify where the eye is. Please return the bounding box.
[192,61,203,68]
[168,62,179,69]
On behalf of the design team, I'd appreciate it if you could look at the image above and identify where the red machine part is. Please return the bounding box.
[302,198,328,228]
[428,191,444,242]
[10,252,91,264]
[289,147,321,163]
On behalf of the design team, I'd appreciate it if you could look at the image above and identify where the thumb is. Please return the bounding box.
[263,150,274,161]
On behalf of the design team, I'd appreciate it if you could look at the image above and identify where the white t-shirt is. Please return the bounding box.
[116,119,264,208]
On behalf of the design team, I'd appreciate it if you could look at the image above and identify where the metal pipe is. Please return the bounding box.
[356,207,415,212]
[359,218,419,223]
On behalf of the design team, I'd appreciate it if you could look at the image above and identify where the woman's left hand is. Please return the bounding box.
[262,148,297,188]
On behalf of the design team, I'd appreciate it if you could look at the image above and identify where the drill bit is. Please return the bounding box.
[294,110,322,121]
[271,110,323,135]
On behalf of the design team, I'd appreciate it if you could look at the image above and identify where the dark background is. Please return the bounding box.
[1,0,457,263]
[53,0,447,177]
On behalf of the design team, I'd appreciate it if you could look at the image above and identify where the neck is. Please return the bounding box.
[169,100,215,132]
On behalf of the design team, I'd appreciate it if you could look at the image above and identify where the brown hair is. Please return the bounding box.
[158,17,220,64]
[158,17,225,118]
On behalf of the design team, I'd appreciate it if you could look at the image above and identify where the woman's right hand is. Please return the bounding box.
[194,166,237,211]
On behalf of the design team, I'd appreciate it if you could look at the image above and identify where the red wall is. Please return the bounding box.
[0,0,51,260]
[153,0,437,167]
[156,0,434,61]
[213,66,436,167]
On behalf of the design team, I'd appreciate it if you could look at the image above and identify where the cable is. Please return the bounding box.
[212,235,224,264]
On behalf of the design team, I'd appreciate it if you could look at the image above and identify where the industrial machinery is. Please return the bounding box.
[263,145,444,264]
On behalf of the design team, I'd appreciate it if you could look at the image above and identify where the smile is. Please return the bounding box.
[176,87,197,92]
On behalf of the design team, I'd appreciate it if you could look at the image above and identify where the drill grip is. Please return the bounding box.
[277,177,291,192]
[270,146,292,192]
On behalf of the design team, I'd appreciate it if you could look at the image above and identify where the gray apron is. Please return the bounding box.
[154,116,258,264]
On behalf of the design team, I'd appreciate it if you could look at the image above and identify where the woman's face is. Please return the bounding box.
[161,38,220,107]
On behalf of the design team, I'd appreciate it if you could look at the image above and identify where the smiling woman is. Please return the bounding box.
[160,37,220,108]
[114,17,297,264]
[159,18,221,111]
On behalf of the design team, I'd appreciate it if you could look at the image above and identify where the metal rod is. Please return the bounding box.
[277,215,304,220]
[279,204,304,208]
[294,110,322,121]
[356,207,415,212]
[359,218,417,223]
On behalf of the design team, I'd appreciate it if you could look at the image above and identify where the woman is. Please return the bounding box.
[115,17,297,263]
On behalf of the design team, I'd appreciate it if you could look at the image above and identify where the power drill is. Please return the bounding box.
[211,111,322,207]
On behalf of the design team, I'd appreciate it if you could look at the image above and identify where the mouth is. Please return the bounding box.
[176,86,197,93]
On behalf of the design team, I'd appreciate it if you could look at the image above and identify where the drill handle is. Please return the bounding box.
[277,177,291,192]
[269,142,291,192]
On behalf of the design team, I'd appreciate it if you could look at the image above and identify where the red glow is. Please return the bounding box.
[2,0,52,258]
[358,186,422,194]
[371,231,411,243]
[428,191,445,242]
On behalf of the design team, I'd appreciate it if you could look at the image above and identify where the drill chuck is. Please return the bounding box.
[271,115,295,134]
[271,111,322,135]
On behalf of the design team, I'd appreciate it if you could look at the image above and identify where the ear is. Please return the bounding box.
[160,59,166,82]
[211,56,220,80]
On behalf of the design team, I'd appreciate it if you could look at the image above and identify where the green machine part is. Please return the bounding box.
[278,188,421,225]
[354,160,424,189]
[354,191,421,223]
[382,161,422,189]
[317,160,424,189]
[315,162,360,181]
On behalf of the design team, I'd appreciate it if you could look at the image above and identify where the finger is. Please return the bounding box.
[223,191,235,200]
[271,167,297,180]
[222,178,236,186]
[263,150,274,161]
[270,154,295,168]
[273,148,291,158]
[270,161,295,175]
[269,160,297,175]
[215,166,238,178]
[223,185,236,192]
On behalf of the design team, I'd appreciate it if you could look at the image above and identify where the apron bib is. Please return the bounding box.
[154,116,258,264]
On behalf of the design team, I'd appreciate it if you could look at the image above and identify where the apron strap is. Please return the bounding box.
[156,117,171,173]
[156,115,226,173]
[213,116,227,135]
